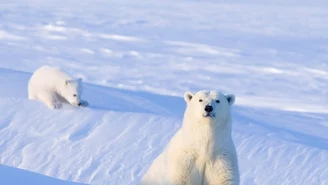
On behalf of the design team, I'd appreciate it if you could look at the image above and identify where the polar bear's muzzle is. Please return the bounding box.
[69,100,81,107]
[204,105,216,118]
[204,113,216,118]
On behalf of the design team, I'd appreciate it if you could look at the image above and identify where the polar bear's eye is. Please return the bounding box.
[73,94,77,97]
[215,100,220,103]
[199,99,203,102]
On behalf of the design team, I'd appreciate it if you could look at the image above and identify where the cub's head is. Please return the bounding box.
[184,90,235,124]
[62,78,83,107]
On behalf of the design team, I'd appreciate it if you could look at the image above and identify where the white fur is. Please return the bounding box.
[28,65,88,109]
[141,90,239,185]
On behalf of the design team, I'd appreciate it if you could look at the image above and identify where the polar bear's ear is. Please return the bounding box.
[225,94,235,105]
[184,91,194,103]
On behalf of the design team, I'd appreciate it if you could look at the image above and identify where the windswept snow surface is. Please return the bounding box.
[0,164,87,185]
[0,0,328,185]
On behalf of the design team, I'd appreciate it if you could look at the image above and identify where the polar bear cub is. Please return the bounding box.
[28,65,88,109]
[141,90,239,185]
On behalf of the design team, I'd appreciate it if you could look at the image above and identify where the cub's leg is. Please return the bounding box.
[37,91,62,109]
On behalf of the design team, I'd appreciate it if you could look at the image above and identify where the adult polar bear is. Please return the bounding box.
[141,90,239,185]
[28,65,88,109]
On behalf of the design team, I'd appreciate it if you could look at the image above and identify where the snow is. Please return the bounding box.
[0,164,86,185]
[0,0,327,184]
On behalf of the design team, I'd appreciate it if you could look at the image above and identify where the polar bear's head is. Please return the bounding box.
[184,90,235,124]
[62,78,83,106]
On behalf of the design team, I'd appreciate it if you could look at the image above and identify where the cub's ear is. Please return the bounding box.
[225,94,235,105]
[184,91,194,103]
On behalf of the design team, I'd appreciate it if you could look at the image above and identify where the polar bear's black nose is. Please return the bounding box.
[204,105,213,112]
[78,102,81,106]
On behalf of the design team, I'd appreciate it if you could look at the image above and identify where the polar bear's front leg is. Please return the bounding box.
[28,85,37,100]
[167,154,201,185]
[38,91,62,109]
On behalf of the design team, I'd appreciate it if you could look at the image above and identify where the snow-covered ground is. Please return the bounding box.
[0,164,87,185]
[0,0,327,184]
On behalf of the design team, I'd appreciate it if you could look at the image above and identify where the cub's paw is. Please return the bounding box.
[49,102,62,109]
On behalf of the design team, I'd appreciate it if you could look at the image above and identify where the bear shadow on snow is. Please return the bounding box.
[83,83,185,117]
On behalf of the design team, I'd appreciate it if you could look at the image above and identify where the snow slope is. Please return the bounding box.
[0,0,328,185]
[0,164,87,185]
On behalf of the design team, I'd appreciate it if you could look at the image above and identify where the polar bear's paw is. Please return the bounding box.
[49,102,62,109]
